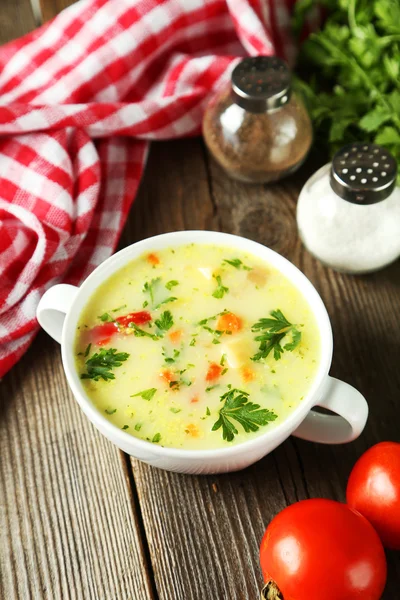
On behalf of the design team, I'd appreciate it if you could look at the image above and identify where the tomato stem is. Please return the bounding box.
[260,581,284,600]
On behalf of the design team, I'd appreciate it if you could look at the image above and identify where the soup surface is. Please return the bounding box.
[75,244,320,449]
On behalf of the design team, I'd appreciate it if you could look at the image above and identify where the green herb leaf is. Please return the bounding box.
[212,275,229,299]
[143,278,161,305]
[220,353,227,366]
[130,388,157,401]
[212,388,277,442]
[206,407,211,416]
[163,347,180,364]
[98,312,114,322]
[84,343,91,357]
[105,408,117,415]
[155,310,174,333]
[170,407,182,414]
[189,338,196,347]
[166,280,179,290]
[212,338,221,345]
[143,300,149,308]
[122,424,129,430]
[206,385,219,392]
[223,258,252,271]
[155,296,177,309]
[251,310,301,362]
[152,433,162,443]
[134,423,142,431]
[131,323,159,340]
[81,348,129,381]
[112,304,127,313]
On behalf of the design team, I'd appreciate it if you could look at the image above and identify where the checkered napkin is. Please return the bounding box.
[0,0,299,378]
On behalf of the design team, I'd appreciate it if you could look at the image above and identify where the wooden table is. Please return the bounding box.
[1,2,400,598]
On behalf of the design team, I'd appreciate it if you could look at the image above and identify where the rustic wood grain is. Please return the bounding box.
[127,140,400,599]
[0,333,156,600]
[39,0,77,22]
[0,0,36,44]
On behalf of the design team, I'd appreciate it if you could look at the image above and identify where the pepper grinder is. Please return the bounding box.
[203,56,312,183]
[297,142,400,273]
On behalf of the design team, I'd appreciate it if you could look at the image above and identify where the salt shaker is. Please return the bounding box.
[203,56,312,183]
[297,142,400,274]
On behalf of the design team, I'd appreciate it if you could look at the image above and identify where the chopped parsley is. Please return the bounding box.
[143,277,161,306]
[130,388,157,401]
[152,433,161,443]
[206,385,219,392]
[155,296,177,309]
[134,423,142,431]
[98,312,114,322]
[212,275,229,299]
[212,338,221,344]
[143,300,149,308]
[84,343,91,357]
[220,354,227,366]
[105,408,117,415]
[122,424,129,430]
[131,323,159,340]
[81,348,130,381]
[251,309,301,362]
[206,407,211,416]
[163,347,180,364]
[166,280,179,290]
[223,258,252,271]
[170,407,182,414]
[212,387,277,442]
[189,338,196,347]
[112,304,127,312]
[155,310,174,333]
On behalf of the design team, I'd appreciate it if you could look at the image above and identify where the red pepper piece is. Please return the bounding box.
[116,311,152,327]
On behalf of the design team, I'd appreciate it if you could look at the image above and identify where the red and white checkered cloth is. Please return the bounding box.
[0,0,300,378]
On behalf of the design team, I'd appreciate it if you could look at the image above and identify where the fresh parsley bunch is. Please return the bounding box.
[294,0,400,181]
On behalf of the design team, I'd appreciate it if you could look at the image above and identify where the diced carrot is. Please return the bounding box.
[168,330,182,343]
[217,312,243,334]
[241,366,256,382]
[159,369,174,383]
[147,253,160,265]
[206,362,223,382]
[191,396,199,404]
[185,424,200,437]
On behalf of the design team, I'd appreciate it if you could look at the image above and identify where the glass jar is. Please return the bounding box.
[297,142,400,274]
[203,56,312,183]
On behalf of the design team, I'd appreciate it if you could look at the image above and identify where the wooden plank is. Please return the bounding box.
[40,0,77,22]
[0,0,37,44]
[129,141,400,599]
[0,332,156,600]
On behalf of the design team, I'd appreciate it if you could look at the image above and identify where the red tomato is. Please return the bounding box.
[347,441,400,550]
[88,322,118,345]
[260,499,386,600]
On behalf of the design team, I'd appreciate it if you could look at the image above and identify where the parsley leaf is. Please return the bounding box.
[105,408,117,415]
[155,310,174,332]
[143,278,161,305]
[212,275,229,299]
[170,407,182,414]
[251,309,302,362]
[155,296,177,309]
[98,312,115,322]
[131,323,159,340]
[212,388,277,442]
[131,388,157,401]
[223,258,252,271]
[162,347,180,364]
[166,280,179,290]
[84,343,91,357]
[81,348,129,381]
[122,424,129,430]
[112,304,127,312]
[152,433,162,443]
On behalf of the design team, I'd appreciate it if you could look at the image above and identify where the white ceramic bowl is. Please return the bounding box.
[37,231,368,474]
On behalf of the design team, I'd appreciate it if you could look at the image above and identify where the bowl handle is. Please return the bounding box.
[293,376,368,444]
[36,284,79,344]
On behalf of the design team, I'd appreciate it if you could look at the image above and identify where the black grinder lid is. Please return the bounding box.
[330,143,397,205]
[231,56,291,113]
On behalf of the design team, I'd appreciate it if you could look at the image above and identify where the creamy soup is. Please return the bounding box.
[75,244,320,449]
